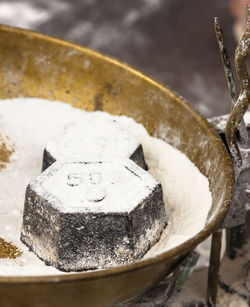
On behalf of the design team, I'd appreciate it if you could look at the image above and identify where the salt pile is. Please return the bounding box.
[0,98,212,276]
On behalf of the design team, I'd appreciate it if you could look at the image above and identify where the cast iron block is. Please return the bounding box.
[42,115,147,171]
[21,159,167,271]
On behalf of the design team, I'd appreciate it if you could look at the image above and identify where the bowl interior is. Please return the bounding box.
[0,26,234,279]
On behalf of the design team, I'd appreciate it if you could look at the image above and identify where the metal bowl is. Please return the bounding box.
[0,25,234,307]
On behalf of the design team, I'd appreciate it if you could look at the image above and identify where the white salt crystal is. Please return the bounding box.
[0,98,212,275]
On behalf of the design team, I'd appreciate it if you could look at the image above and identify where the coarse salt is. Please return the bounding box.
[0,98,212,275]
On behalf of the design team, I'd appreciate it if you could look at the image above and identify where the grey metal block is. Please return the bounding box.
[42,116,147,171]
[21,159,167,271]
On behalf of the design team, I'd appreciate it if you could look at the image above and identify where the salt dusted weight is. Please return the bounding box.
[20,159,167,272]
[42,113,147,171]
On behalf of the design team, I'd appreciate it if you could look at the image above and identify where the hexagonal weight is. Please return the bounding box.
[21,159,167,271]
[42,115,147,171]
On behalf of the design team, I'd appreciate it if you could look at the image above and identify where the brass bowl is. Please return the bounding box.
[0,25,234,307]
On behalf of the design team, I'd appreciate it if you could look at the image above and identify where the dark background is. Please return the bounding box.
[0,0,238,117]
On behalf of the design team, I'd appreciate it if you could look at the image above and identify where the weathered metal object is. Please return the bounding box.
[207,6,250,306]
[208,112,250,305]
[119,251,199,306]
[214,17,248,145]
[0,26,234,307]
[169,235,250,305]
[21,160,166,271]
[210,112,250,228]
[212,5,250,229]
[42,118,147,171]
[118,7,250,305]
[207,230,222,307]
[225,6,250,167]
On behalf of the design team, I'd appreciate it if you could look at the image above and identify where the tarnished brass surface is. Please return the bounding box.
[0,25,234,307]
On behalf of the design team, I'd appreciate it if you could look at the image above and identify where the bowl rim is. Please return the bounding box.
[0,25,235,284]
